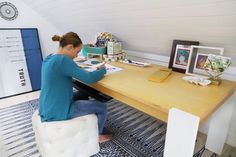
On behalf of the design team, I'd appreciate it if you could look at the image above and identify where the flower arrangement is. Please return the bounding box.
[204,54,231,83]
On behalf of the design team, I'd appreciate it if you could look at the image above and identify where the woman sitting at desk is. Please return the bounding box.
[39,32,111,143]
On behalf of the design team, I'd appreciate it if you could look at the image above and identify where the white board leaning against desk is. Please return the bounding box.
[0,28,43,99]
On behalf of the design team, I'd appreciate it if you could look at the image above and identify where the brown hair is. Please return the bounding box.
[52,32,82,48]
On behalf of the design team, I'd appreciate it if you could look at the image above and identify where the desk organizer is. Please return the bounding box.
[83,44,107,55]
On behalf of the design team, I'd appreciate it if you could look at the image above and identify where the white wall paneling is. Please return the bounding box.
[21,0,236,65]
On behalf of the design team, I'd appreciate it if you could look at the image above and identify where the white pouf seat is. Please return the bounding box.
[32,110,100,157]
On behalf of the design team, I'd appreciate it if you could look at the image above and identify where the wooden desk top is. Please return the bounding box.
[91,62,236,123]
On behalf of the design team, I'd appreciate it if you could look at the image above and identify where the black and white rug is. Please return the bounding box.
[0,99,216,157]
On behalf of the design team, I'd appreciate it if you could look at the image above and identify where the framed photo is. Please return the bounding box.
[186,46,224,78]
[168,40,199,73]
[193,53,209,74]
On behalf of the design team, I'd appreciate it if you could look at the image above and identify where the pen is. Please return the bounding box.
[127,59,144,66]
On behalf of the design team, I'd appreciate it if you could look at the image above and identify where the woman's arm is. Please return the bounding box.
[60,56,106,84]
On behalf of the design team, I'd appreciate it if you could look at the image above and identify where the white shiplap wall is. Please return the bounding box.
[21,0,236,65]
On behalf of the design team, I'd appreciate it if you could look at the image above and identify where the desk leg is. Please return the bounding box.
[164,108,200,157]
[205,90,236,155]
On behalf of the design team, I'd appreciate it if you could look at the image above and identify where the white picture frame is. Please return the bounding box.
[185,46,224,78]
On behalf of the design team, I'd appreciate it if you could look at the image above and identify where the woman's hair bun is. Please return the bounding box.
[52,35,62,41]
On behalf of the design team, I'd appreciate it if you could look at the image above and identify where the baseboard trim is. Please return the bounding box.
[125,50,236,81]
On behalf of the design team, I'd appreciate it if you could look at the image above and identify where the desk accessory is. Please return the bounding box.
[121,59,150,67]
[182,76,211,86]
[103,52,126,62]
[148,68,172,83]
[83,44,106,59]
[107,41,122,55]
[185,46,231,85]
[203,54,231,85]
[168,40,199,73]
[185,46,224,79]
[83,44,107,55]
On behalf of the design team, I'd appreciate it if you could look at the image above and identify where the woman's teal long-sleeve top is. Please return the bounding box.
[39,54,106,122]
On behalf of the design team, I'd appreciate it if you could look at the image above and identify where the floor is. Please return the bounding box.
[0,91,235,157]
[195,133,236,157]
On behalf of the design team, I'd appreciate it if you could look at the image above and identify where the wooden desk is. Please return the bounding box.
[77,61,236,156]
[91,62,235,123]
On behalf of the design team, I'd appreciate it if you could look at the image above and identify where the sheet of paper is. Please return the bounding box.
[75,59,122,74]
[80,64,122,75]
[105,64,123,74]
[75,58,122,75]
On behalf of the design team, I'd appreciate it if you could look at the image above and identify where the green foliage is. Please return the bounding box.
[204,54,231,79]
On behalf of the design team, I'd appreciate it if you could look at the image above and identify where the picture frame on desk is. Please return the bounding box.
[192,53,209,75]
[185,45,224,78]
[168,40,199,73]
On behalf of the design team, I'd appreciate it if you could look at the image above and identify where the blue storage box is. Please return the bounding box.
[83,44,107,55]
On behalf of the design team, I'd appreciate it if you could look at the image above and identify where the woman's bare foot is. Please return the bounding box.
[99,134,112,143]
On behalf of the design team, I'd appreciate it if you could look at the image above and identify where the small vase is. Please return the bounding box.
[209,77,222,85]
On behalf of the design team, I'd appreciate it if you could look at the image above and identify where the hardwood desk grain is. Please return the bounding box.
[90,62,236,124]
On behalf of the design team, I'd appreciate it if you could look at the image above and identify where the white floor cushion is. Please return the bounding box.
[32,110,100,157]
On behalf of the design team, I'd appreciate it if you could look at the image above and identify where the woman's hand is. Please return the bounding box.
[94,62,106,70]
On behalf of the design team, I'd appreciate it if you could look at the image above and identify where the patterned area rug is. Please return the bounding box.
[0,99,216,157]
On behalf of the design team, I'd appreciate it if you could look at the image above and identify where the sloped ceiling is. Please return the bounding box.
[20,0,236,62]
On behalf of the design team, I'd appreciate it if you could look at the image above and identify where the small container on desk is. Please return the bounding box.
[107,41,122,55]
[83,44,107,60]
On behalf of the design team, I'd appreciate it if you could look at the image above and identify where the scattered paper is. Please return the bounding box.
[105,64,123,74]
[75,58,122,74]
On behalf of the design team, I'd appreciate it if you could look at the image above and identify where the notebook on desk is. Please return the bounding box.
[148,68,172,83]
